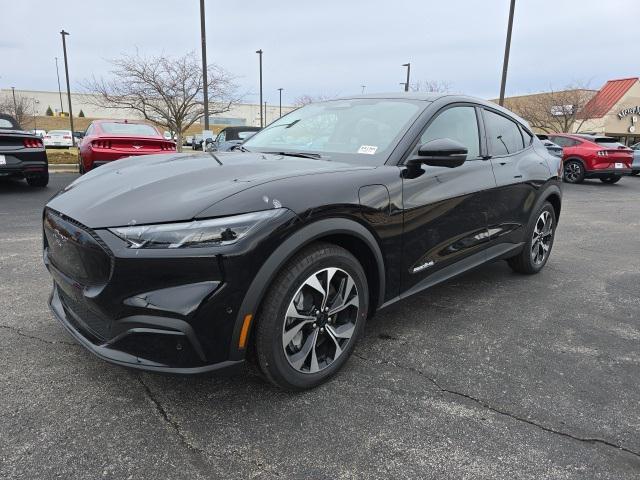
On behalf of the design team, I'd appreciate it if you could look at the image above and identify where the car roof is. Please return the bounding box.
[221,126,261,132]
[332,92,532,128]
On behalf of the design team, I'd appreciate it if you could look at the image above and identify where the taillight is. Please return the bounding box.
[92,140,112,149]
[597,150,609,157]
[63,135,71,139]
[23,138,43,148]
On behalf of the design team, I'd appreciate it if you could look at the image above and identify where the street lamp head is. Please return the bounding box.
[402,63,410,67]
[60,30,69,36]
[256,49,263,54]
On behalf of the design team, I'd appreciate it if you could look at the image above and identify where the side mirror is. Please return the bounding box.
[205,138,216,152]
[408,138,468,168]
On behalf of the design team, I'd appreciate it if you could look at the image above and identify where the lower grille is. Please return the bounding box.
[58,288,112,341]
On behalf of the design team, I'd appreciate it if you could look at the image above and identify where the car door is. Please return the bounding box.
[483,108,552,246]
[401,104,497,296]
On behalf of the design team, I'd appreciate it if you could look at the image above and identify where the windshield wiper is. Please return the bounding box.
[207,151,223,165]
[267,151,323,159]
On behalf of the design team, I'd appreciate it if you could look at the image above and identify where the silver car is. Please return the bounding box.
[631,143,640,175]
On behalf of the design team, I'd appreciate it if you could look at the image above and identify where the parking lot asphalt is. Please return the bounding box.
[1,173,639,479]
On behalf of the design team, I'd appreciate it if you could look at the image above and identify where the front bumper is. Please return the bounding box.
[43,207,296,373]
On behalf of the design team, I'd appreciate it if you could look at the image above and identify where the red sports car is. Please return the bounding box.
[77,120,176,173]
[548,133,633,184]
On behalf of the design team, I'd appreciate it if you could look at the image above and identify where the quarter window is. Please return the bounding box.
[484,110,524,156]
[419,106,480,159]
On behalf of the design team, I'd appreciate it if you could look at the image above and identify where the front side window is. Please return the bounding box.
[484,109,524,156]
[216,131,226,142]
[243,99,423,165]
[418,106,480,159]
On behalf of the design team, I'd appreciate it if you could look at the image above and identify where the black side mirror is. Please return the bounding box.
[408,138,468,168]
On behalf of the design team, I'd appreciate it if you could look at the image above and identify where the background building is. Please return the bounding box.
[0,89,296,132]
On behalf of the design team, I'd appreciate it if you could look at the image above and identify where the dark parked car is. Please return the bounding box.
[0,113,48,187]
[536,134,563,158]
[210,126,261,152]
[43,94,562,390]
[548,133,633,184]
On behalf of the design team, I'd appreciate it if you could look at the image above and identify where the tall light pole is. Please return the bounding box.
[277,88,283,118]
[11,87,17,115]
[256,49,263,127]
[402,63,411,92]
[264,101,267,126]
[499,0,516,106]
[361,85,366,94]
[60,30,75,145]
[199,0,210,130]
[55,57,64,114]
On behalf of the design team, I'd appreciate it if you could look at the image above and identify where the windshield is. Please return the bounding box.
[242,98,424,164]
[100,122,158,136]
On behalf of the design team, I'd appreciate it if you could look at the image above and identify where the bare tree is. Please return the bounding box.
[504,82,598,133]
[293,93,338,107]
[409,80,452,93]
[83,51,239,150]
[0,94,34,127]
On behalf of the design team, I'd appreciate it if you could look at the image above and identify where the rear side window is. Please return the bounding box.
[550,136,579,147]
[419,106,480,159]
[484,109,524,156]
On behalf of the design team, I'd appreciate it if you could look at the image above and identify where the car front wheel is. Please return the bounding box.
[255,243,369,391]
[508,202,556,274]
[563,160,584,184]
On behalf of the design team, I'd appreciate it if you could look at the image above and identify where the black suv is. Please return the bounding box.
[43,94,562,390]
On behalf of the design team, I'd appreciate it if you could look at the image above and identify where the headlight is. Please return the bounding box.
[109,209,286,249]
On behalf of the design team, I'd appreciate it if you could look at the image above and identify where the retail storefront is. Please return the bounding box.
[578,77,640,146]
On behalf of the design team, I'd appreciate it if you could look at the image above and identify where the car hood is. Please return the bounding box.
[47,151,371,228]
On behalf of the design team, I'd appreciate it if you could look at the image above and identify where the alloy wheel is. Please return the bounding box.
[282,267,359,374]
[531,211,553,266]
[564,162,581,182]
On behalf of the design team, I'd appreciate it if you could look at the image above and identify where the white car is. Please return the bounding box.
[31,129,47,137]
[43,130,73,148]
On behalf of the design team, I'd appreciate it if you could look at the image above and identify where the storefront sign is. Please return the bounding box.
[618,106,640,119]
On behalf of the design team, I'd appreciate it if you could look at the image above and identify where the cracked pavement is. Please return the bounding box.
[1,173,639,479]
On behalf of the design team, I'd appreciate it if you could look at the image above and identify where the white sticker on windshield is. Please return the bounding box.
[358,145,378,155]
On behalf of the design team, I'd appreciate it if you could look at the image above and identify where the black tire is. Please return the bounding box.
[508,202,556,275]
[255,242,369,391]
[600,175,621,184]
[26,173,49,187]
[630,170,639,176]
[563,159,585,184]
[78,155,85,175]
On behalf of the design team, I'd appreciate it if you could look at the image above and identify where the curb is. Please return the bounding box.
[49,164,79,173]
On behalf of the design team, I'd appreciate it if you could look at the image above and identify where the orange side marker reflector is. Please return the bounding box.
[238,314,253,349]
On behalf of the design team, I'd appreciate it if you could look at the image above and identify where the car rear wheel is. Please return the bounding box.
[255,243,368,391]
[630,170,639,176]
[563,160,584,184]
[78,156,85,174]
[26,173,49,187]
[508,202,556,274]
[600,175,621,184]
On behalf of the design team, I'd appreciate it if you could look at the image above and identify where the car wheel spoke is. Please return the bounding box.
[283,267,360,374]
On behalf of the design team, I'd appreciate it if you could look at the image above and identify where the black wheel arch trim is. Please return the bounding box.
[228,217,386,360]
[534,182,562,223]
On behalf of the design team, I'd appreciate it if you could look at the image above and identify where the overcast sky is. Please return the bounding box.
[1,0,637,105]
